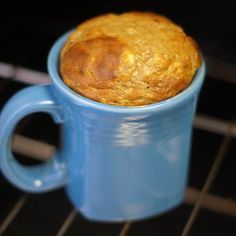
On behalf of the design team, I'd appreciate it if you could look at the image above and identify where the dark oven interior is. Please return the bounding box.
[0,1,236,235]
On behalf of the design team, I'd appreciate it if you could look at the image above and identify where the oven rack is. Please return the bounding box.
[0,60,235,236]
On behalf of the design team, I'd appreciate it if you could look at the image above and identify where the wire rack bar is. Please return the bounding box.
[12,134,56,161]
[0,62,50,84]
[181,127,232,236]
[0,194,28,235]
[194,115,236,137]
[185,187,236,218]
[56,209,77,236]
[119,221,133,236]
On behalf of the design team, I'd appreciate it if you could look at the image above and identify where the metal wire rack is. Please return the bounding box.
[0,60,235,236]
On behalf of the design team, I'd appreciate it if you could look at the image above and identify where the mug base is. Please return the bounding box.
[67,190,185,223]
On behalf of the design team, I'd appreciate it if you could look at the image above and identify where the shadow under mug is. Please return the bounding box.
[0,32,205,222]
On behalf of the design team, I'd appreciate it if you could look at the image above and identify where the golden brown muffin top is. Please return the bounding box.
[60,12,201,106]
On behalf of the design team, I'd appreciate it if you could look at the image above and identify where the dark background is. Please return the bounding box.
[0,0,236,235]
[0,0,235,69]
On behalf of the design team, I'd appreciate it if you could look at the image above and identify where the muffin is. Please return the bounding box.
[60,12,201,106]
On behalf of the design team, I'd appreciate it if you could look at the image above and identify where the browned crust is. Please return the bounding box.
[60,12,201,106]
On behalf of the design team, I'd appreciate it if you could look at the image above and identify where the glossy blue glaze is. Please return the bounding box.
[0,85,67,192]
[0,32,205,222]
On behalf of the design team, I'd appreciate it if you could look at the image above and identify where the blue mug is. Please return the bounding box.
[0,32,205,222]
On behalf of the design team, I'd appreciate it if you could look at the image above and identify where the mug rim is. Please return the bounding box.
[48,31,206,114]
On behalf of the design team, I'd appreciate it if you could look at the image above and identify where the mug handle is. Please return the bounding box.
[0,85,67,193]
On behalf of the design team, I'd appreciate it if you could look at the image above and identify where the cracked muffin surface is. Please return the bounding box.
[60,12,201,106]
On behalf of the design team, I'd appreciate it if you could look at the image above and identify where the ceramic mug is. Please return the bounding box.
[0,32,205,222]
